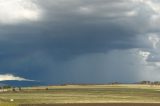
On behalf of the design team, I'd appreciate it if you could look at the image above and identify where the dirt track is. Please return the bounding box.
[20,103,160,106]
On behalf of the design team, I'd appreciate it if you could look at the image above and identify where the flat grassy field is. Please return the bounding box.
[1,84,160,105]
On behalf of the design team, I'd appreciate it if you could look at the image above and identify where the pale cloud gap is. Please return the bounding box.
[0,74,32,81]
[0,0,41,24]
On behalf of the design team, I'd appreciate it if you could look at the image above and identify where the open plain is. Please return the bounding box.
[1,84,160,106]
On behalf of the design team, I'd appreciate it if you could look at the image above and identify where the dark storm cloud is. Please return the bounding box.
[0,0,143,60]
[0,0,160,83]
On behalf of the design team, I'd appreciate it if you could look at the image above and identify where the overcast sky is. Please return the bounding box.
[0,0,160,84]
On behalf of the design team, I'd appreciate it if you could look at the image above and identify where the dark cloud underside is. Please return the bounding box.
[0,0,160,83]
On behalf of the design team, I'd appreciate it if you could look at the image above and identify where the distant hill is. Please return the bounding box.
[0,80,47,87]
[0,83,7,87]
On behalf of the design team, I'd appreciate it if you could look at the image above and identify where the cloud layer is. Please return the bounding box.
[0,0,160,84]
[0,0,41,24]
[0,74,30,81]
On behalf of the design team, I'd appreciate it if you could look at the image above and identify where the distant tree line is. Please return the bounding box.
[0,85,23,92]
[139,81,160,85]
[0,85,12,89]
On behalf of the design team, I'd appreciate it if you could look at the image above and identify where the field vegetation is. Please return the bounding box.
[1,84,160,105]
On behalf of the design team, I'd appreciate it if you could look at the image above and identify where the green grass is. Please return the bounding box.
[1,84,160,105]
[0,103,17,106]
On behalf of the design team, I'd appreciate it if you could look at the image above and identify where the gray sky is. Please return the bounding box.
[0,0,160,84]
